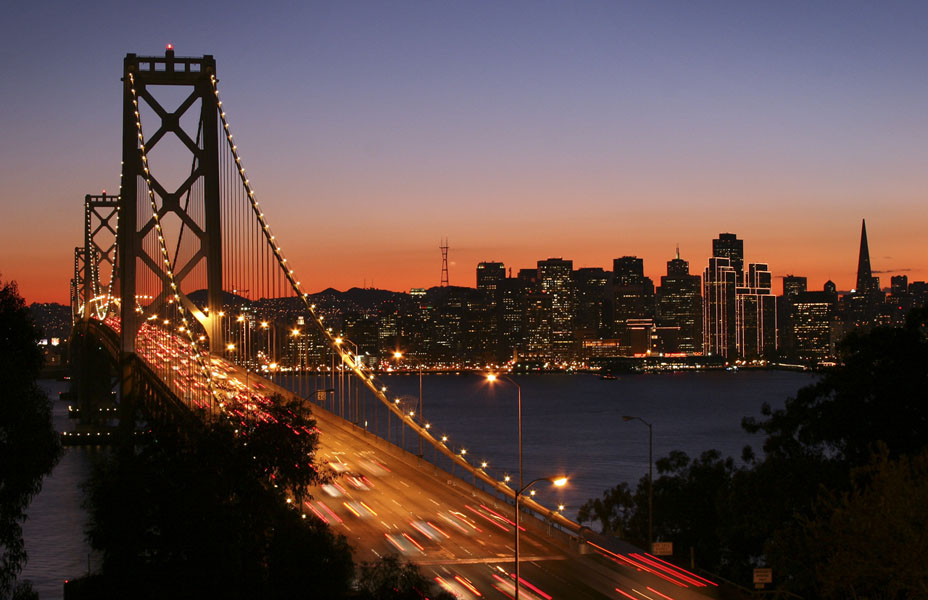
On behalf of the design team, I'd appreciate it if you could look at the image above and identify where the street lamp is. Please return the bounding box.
[395,350,425,458]
[488,373,563,600]
[514,476,567,599]
[623,415,653,550]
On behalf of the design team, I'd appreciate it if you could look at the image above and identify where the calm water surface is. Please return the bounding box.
[22,370,814,598]
[20,380,95,600]
[374,370,816,512]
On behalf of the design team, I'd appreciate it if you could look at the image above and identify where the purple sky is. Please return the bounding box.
[2,1,927,302]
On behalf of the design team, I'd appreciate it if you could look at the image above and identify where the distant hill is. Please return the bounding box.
[29,302,72,340]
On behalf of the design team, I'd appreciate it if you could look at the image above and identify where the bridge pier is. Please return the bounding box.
[66,323,119,445]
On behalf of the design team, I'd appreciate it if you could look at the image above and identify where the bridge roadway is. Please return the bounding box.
[83,320,719,599]
[249,370,720,600]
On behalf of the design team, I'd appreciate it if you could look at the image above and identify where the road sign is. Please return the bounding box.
[754,568,773,584]
[651,542,673,556]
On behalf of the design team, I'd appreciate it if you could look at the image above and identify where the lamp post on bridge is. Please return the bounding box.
[394,350,425,458]
[336,337,358,423]
[623,415,653,550]
[487,372,568,600]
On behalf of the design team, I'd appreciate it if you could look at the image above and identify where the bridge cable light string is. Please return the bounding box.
[127,72,218,415]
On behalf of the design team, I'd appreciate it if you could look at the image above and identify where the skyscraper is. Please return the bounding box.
[573,267,609,340]
[783,275,808,299]
[704,257,737,359]
[611,256,655,355]
[855,219,877,295]
[537,258,575,359]
[778,275,808,357]
[656,248,703,354]
[476,261,506,295]
[844,219,884,328]
[713,233,744,285]
[476,262,506,360]
[736,263,777,360]
[791,283,838,365]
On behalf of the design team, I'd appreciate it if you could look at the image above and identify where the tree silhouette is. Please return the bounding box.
[0,278,61,596]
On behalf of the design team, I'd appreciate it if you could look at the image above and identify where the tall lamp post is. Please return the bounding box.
[622,415,653,550]
[417,359,423,458]
[514,476,567,598]
[487,373,567,600]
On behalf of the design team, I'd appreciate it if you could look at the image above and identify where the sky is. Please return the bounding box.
[2,1,928,304]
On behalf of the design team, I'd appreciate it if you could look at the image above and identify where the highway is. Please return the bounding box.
[295,387,721,600]
[116,319,721,600]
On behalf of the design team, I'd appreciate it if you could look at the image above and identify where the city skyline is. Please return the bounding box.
[4,2,928,303]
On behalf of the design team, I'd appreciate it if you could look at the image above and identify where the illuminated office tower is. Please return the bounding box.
[476,261,506,296]
[537,258,575,359]
[791,284,839,365]
[736,263,777,360]
[783,275,807,299]
[573,267,609,340]
[704,257,737,359]
[522,291,553,358]
[713,233,744,285]
[611,256,655,354]
[476,262,506,359]
[657,248,703,354]
[778,275,808,356]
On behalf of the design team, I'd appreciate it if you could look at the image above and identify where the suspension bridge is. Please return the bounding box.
[68,48,721,600]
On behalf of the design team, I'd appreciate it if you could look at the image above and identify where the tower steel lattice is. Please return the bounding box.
[440,237,449,287]
[119,48,223,355]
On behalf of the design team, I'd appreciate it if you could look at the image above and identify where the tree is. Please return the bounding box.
[741,313,928,594]
[355,555,455,600]
[649,450,739,571]
[578,310,928,596]
[82,395,354,598]
[577,482,634,537]
[805,447,928,599]
[743,314,928,469]
[0,278,61,597]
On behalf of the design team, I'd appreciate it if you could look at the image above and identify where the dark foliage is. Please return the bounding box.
[355,555,455,600]
[0,278,62,596]
[82,398,353,599]
[579,308,928,597]
[804,447,928,599]
[577,481,635,538]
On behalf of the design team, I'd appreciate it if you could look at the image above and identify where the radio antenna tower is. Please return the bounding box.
[439,237,449,287]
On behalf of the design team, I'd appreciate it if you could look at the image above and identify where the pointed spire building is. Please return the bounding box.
[855,219,876,294]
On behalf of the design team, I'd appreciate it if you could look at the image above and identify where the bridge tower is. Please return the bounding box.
[118,48,223,354]
[82,192,119,320]
[72,246,88,322]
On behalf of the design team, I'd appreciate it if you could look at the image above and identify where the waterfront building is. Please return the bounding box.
[843,219,885,329]
[704,256,737,360]
[791,286,839,364]
[611,256,655,355]
[656,248,703,354]
[778,275,808,356]
[736,263,777,360]
[537,258,575,359]
[522,291,553,359]
[476,262,506,359]
[712,233,745,285]
[573,267,609,340]
[476,262,506,296]
[499,277,530,361]
[783,275,807,299]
